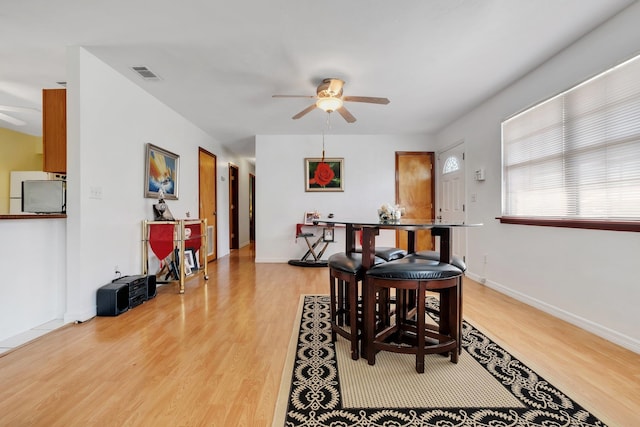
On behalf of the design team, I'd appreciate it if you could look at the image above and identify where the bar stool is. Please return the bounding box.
[365,257,462,373]
[328,252,385,360]
[411,250,466,354]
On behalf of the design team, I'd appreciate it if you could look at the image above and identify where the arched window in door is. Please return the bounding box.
[442,155,460,174]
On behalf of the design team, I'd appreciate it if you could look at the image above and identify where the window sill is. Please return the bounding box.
[496,217,640,232]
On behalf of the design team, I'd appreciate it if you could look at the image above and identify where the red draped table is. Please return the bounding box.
[142,219,209,293]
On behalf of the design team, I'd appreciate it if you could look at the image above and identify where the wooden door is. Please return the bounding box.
[229,163,239,250]
[249,173,255,242]
[437,143,467,259]
[395,152,435,252]
[42,89,66,173]
[198,148,217,263]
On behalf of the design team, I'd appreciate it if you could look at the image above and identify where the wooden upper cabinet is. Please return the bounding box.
[42,88,67,173]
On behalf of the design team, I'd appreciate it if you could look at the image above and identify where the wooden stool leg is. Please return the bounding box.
[329,274,338,343]
[458,277,463,355]
[337,278,345,326]
[447,285,459,363]
[348,276,359,360]
[365,278,376,365]
[416,286,426,373]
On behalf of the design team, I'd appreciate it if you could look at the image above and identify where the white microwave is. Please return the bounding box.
[22,180,66,214]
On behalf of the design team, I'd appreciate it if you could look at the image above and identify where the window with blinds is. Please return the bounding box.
[502,54,640,222]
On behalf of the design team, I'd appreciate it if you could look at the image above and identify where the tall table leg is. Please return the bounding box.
[361,226,379,361]
[431,226,461,353]
[407,229,416,254]
[345,224,356,254]
[431,227,451,264]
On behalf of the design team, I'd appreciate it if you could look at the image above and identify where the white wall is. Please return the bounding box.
[63,47,244,323]
[435,3,640,353]
[0,219,66,341]
[0,47,249,341]
[254,134,433,262]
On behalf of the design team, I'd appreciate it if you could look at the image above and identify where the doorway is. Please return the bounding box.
[198,148,217,263]
[229,163,239,250]
[437,143,467,259]
[395,152,435,251]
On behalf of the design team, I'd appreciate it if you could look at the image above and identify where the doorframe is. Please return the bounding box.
[229,163,240,250]
[198,147,217,263]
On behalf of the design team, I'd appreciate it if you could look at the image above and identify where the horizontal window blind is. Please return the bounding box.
[502,54,640,220]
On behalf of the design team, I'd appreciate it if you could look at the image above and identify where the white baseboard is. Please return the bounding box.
[255,257,290,263]
[64,309,95,324]
[465,272,640,354]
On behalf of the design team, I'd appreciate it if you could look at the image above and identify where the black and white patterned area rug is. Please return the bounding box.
[272,295,607,427]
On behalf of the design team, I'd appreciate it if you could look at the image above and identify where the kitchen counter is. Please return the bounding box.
[0,214,66,220]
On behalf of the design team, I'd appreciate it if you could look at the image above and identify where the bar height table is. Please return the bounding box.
[316,218,481,359]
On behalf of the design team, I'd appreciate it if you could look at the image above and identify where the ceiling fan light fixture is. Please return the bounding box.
[316,97,343,112]
[274,78,388,122]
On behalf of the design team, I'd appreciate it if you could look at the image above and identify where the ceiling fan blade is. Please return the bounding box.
[292,104,317,120]
[272,95,316,99]
[336,106,356,123]
[0,112,27,126]
[343,96,390,105]
[0,105,41,113]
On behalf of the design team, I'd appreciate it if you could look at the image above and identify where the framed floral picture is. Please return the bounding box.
[305,158,344,192]
[145,143,179,199]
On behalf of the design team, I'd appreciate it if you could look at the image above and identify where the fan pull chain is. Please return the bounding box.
[321,112,333,162]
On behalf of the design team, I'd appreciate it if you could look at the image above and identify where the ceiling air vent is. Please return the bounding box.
[131,66,161,81]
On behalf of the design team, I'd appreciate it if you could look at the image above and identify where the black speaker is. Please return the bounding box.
[146,275,157,300]
[97,282,129,316]
[112,275,148,308]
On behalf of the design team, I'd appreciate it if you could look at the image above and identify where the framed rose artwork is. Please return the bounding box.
[304,158,344,192]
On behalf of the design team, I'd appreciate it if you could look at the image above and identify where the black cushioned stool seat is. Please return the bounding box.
[328,252,384,360]
[411,250,466,271]
[354,246,407,262]
[364,257,463,373]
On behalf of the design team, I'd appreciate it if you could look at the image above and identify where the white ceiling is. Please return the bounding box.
[0,0,635,159]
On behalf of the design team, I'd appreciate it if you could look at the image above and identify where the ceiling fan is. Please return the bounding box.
[272,78,389,123]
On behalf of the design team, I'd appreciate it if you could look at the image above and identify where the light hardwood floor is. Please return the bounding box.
[1,244,638,426]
